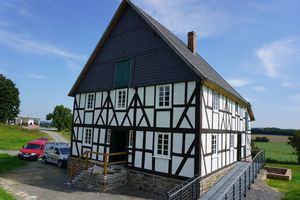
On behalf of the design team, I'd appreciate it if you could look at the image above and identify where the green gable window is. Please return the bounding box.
[114,59,131,89]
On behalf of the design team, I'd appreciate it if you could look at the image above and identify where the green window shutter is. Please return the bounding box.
[114,59,131,89]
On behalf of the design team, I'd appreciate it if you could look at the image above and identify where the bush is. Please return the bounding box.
[255,136,270,142]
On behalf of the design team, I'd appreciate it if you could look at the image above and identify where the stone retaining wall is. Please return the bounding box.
[127,170,183,197]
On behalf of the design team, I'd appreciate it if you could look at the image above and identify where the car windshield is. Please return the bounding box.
[60,148,70,155]
[24,143,41,150]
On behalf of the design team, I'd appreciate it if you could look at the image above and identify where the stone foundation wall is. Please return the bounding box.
[200,163,237,196]
[127,170,183,197]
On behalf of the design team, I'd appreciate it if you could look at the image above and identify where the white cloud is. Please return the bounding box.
[252,85,267,92]
[256,37,298,77]
[0,30,86,71]
[132,0,231,38]
[227,78,251,87]
[26,73,44,79]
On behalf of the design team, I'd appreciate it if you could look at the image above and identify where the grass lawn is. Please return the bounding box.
[0,188,15,200]
[0,154,27,174]
[265,163,300,200]
[0,124,49,150]
[256,142,297,163]
[59,130,71,141]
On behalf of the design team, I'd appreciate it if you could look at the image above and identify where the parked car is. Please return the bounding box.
[18,138,49,160]
[42,143,70,168]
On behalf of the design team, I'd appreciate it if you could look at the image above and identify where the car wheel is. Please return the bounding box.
[42,156,47,164]
[58,160,62,168]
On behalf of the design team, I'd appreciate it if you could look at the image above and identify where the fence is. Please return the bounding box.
[168,150,265,200]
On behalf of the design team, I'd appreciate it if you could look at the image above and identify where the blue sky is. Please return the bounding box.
[0,0,299,128]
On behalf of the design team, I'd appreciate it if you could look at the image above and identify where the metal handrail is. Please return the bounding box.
[168,174,201,198]
[216,150,265,200]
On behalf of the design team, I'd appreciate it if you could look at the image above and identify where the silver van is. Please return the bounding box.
[42,143,70,168]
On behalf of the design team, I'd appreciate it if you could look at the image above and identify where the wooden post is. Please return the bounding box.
[104,154,108,176]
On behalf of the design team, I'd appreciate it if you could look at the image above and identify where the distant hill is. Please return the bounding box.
[251,127,298,136]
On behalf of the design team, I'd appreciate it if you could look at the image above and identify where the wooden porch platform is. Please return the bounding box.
[200,162,250,200]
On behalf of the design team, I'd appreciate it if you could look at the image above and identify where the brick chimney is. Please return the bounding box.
[187,31,196,53]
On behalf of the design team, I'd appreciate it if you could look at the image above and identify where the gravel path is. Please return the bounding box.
[245,169,283,200]
[0,150,19,156]
[39,128,68,143]
[0,161,162,200]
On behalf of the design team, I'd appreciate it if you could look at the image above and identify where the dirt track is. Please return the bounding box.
[251,134,289,142]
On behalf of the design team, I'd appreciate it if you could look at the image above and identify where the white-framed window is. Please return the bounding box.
[116,89,127,109]
[156,84,171,108]
[235,102,238,115]
[128,130,134,147]
[212,91,219,111]
[106,129,111,144]
[86,93,95,110]
[240,106,243,117]
[230,133,234,148]
[154,132,170,159]
[212,134,217,155]
[83,128,92,146]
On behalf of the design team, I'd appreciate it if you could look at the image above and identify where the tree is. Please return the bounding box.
[0,74,20,123]
[47,105,72,132]
[288,131,300,164]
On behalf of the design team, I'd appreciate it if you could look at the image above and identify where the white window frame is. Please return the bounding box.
[128,130,134,147]
[156,84,172,108]
[115,89,127,110]
[230,133,234,149]
[212,91,219,112]
[235,102,238,115]
[83,128,92,146]
[86,93,95,110]
[212,134,218,157]
[106,129,111,144]
[154,132,171,159]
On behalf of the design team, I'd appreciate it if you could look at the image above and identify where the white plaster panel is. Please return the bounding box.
[156,111,170,128]
[179,158,194,177]
[73,111,78,123]
[134,151,142,168]
[138,87,144,105]
[213,113,218,129]
[93,110,100,124]
[99,129,105,144]
[144,153,152,170]
[187,107,195,128]
[207,134,212,153]
[173,133,182,154]
[72,142,78,156]
[205,155,212,174]
[207,109,212,129]
[187,81,196,104]
[79,110,84,124]
[128,88,135,106]
[98,146,104,161]
[102,92,107,107]
[73,127,78,140]
[145,86,155,106]
[93,128,98,143]
[145,132,153,150]
[92,145,97,159]
[84,112,93,124]
[128,154,132,164]
[95,92,102,108]
[116,112,125,125]
[185,134,194,154]
[100,110,107,125]
[173,107,184,128]
[80,94,86,108]
[78,127,83,141]
[110,90,116,108]
[135,131,143,149]
[75,94,80,108]
[155,158,169,173]
[172,156,183,174]
[145,109,154,127]
[174,82,185,105]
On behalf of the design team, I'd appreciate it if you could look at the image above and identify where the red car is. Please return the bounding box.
[18,138,48,160]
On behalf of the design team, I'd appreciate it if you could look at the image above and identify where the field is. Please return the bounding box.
[265,163,300,200]
[0,124,49,150]
[256,142,297,163]
[252,134,289,142]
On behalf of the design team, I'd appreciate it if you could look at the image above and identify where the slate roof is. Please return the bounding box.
[128,1,248,103]
[69,0,254,119]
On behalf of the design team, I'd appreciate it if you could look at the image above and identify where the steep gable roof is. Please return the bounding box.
[69,0,254,120]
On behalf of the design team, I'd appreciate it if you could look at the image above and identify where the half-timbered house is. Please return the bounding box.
[68,0,255,195]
